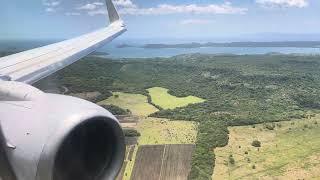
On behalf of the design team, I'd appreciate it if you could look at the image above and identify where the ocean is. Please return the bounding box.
[100,46,320,58]
[1,39,320,59]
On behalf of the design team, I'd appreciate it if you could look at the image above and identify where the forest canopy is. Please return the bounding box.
[35,53,320,179]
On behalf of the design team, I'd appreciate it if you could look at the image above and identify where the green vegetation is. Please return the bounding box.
[0,51,15,57]
[100,104,130,115]
[35,54,320,179]
[251,140,261,147]
[229,155,235,165]
[188,120,229,180]
[98,92,158,117]
[264,123,276,130]
[123,129,141,137]
[147,87,205,109]
[123,146,138,180]
[137,117,198,145]
[213,117,320,179]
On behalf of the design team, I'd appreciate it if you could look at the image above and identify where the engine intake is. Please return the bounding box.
[0,89,125,180]
[53,117,123,180]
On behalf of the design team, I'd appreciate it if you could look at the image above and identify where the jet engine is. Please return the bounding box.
[0,82,125,180]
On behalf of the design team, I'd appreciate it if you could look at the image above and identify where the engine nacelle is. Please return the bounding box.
[0,82,125,180]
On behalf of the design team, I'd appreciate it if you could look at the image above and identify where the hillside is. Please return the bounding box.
[214,116,320,179]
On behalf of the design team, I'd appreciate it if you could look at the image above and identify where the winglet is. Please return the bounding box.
[105,0,120,23]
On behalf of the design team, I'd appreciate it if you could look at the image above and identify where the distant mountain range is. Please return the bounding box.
[117,41,320,49]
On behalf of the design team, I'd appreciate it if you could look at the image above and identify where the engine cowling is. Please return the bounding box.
[0,82,125,180]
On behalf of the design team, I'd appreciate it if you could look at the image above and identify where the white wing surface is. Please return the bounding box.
[0,0,126,84]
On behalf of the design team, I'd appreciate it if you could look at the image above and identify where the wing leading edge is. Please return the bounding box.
[0,0,126,84]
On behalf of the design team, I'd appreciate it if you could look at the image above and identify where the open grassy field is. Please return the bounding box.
[122,145,138,180]
[213,115,320,180]
[98,92,158,116]
[119,145,138,180]
[137,117,198,145]
[147,87,205,109]
[131,144,195,180]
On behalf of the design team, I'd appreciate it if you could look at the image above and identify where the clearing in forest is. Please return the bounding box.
[137,117,198,145]
[213,115,320,180]
[98,92,158,116]
[147,87,205,109]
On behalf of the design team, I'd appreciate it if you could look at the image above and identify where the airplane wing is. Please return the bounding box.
[0,1,127,179]
[0,0,126,85]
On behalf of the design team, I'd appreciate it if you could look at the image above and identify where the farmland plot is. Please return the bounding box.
[131,144,195,180]
[130,145,164,180]
[160,144,195,180]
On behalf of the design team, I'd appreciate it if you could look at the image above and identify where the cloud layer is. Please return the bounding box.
[256,0,309,8]
[77,1,247,16]
[44,0,310,16]
[113,0,136,8]
[180,19,213,25]
[43,0,60,12]
[77,2,104,10]
[118,2,248,15]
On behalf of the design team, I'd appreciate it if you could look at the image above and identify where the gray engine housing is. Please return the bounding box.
[0,82,125,180]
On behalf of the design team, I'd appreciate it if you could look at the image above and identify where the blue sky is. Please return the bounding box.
[1,0,320,41]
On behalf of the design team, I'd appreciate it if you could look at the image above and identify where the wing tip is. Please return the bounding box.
[105,0,120,23]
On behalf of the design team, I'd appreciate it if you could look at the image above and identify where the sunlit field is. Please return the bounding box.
[147,87,205,109]
[137,117,198,145]
[213,115,320,180]
[98,92,158,116]
[105,91,199,180]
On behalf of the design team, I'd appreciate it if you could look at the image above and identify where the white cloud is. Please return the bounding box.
[84,1,247,16]
[93,2,104,6]
[65,12,81,16]
[88,9,107,16]
[180,19,213,25]
[82,0,136,16]
[113,0,136,8]
[45,7,55,12]
[77,4,99,10]
[76,2,105,11]
[256,0,308,8]
[118,2,247,15]
[44,1,60,7]
[43,0,60,13]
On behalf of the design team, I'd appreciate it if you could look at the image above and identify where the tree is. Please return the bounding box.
[252,140,261,147]
[123,129,141,137]
[100,104,128,115]
[264,123,275,130]
[229,155,235,165]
